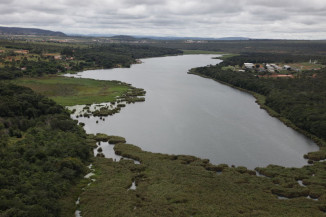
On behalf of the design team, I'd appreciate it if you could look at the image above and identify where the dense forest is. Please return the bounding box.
[0,82,92,216]
[0,40,182,79]
[192,54,326,141]
[71,44,182,70]
[148,40,326,55]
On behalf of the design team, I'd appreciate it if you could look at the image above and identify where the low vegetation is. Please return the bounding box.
[91,133,126,144]
[182,50,224,55]
[78,143,326,217]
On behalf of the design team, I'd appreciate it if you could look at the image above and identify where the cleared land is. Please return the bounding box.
[182,50,238,60]
[182,50,225,55]
[14,76,131,106]
[287,62,324,71]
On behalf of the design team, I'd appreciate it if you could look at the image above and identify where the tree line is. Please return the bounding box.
[0,40,182,79]
[221,52,326,66]
[146,40,326,55]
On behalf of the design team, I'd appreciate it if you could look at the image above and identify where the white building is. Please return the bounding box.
[266,64,275,73]
[270,64,282,70]
[283,65,291,70]
[244,63,255,69]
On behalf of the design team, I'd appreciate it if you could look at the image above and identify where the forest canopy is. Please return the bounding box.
[0,82,92,216]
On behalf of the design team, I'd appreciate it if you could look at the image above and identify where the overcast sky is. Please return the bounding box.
[1,0,326,39]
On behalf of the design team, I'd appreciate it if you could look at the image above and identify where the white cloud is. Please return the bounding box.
[0,0,325,39]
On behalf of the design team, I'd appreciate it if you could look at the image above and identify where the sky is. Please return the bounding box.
[1,0,326,39]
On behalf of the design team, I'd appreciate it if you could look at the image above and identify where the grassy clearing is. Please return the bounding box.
[221,65,236,71]
[14,76,131,106]
[182,50,238,60]
[287,62,324,70]
[219,53,240,59]
[182,50,225,55]
[78,144,325,217]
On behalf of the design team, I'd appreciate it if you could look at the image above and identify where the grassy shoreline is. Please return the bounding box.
[182,50,225,55]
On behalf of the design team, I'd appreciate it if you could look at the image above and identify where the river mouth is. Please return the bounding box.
[67,54,318,169]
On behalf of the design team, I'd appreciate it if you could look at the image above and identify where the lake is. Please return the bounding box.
[69,54,318,169]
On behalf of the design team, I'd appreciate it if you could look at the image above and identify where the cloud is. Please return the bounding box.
[0,0,325,39]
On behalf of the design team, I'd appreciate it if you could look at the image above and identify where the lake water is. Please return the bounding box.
[70,55,318,169]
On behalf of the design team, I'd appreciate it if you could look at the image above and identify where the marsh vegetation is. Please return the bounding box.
[77,143,326,217]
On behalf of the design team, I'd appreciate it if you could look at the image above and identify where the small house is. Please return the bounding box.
[244,63,255,69]
[266,64,275,73]
[270,64,281,70]
[283,65,291,70]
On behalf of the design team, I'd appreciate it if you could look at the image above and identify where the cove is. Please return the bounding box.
[70,54,318,169]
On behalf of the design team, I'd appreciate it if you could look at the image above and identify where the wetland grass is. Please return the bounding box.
[91,133,127,144]
[78,144,326,217]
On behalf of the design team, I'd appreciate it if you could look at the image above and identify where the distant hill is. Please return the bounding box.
[125,35,251,41]
[110,35,139,41]
[71,33,251,41]
[216,37,250,40]
[0,26,66,37]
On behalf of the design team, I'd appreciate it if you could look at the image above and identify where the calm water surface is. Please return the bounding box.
[70,55,318,169]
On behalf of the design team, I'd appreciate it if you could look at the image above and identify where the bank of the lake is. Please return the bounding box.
[188,69,326,149]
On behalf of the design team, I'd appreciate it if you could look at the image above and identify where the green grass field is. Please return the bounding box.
[182,50,239,60]
[219,53,240,59]
[14,76,131,106]
[288,62,324,70]
[182,50,225,55]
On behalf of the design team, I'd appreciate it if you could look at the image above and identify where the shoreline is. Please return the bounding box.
[188,69,326,155]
